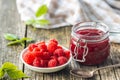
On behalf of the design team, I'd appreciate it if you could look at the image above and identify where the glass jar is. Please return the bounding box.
[70,22,110,65]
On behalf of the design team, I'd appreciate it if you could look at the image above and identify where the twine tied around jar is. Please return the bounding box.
[73,38,88,62]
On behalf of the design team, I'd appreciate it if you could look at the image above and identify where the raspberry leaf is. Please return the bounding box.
[0,68,5,79]
[34,19,50,25]
[4,33,19,41]
[35,5,48,17]
[4,33,33,46]
[7,69,28,79]
[25,5,50,27]
[25,19,35,25]
[0,62,28,80]
[1,62,17,70]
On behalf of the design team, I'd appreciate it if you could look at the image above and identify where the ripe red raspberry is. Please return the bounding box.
[43,60,49,67]
[50,56,58,61]
[23,52,35,65]
[32,50,43,57]
[48,59,58,67]
[58,56,67,65]
[64,50,70,59]
[49,39,58,45]
[54,48,64,57]
[40,59,49,67]
[37,41,47,51]
[33,57,41,67]
[47,42,57,53]
[28,44,37,51]
[42,52,51,60]
[33,47,40,51]
[32,47,44,57]
[57,46,63,49]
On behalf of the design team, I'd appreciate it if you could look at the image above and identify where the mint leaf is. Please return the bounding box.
[20,37,32,41]
[35,19,50,25]
[7,38,32,46]
[7,40,22,46]
[0,68,5,79]
[25,19,35,25]
[7,69,28,79]
[0,62,28,80]
[25,5,50,27]
[1,62,17,70]
[35,5,48,17]
[4,33,33,46]
[4,33,19,41]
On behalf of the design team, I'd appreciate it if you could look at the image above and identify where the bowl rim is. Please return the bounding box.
[20,46,72,70]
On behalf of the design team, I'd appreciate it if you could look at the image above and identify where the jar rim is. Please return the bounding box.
[72,21,109,42]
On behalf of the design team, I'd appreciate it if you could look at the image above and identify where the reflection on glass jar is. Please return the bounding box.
[70,22,110,65]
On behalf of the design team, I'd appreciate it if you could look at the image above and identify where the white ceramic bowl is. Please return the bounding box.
[20,46,72,73]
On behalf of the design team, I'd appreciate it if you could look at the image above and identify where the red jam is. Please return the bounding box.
[70,27,110,65]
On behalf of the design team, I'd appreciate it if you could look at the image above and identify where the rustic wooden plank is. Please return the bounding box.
[110,43,120,80]
[23,27,44,80]
[0,0,26,79]
[97,43,117,80]
[0,0,120,80]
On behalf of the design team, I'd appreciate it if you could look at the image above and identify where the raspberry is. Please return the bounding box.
[54,48,64,57]
[32,50,43,57]
[42,52,51,60]
[32,47,44,57]
[24,39,70,68]
[57,46,63,49]
[48,59,58,67]
[37,41,47,51]
[33,57,41,67]
[33,47,40,51]
[50,56,58,61]
[40,59,44,67]
[58,56,67,65]
[49,39,58,45]
[28,44,37,51]
[23,52,35,65]
[36,41,45,45]
[64,50,70,59]
[43,60,49,67]
[47,42,57,53]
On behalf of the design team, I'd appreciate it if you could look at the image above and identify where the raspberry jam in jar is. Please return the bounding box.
[70,22,110,65]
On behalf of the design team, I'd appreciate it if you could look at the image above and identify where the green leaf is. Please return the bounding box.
[4,33,19,41]
[1,62,17,71]
[7,69,28,79]
[35,19,50,25]
[35,5,48,17]
[0,68,5,79]
[25,19,35,25]
[7,37,33,46]
[20,37,32,41]
[0,62,29,80]
[7,40,22,46]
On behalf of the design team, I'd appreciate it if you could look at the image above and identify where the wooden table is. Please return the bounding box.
[0,0,120,80]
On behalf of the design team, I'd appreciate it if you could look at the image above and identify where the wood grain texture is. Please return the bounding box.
[0,0,120,80]
[0,0,25,79]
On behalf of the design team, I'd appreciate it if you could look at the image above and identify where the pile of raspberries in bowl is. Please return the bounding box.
[20,39,72,73]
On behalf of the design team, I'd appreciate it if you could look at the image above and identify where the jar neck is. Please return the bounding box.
[71,22,109,42]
